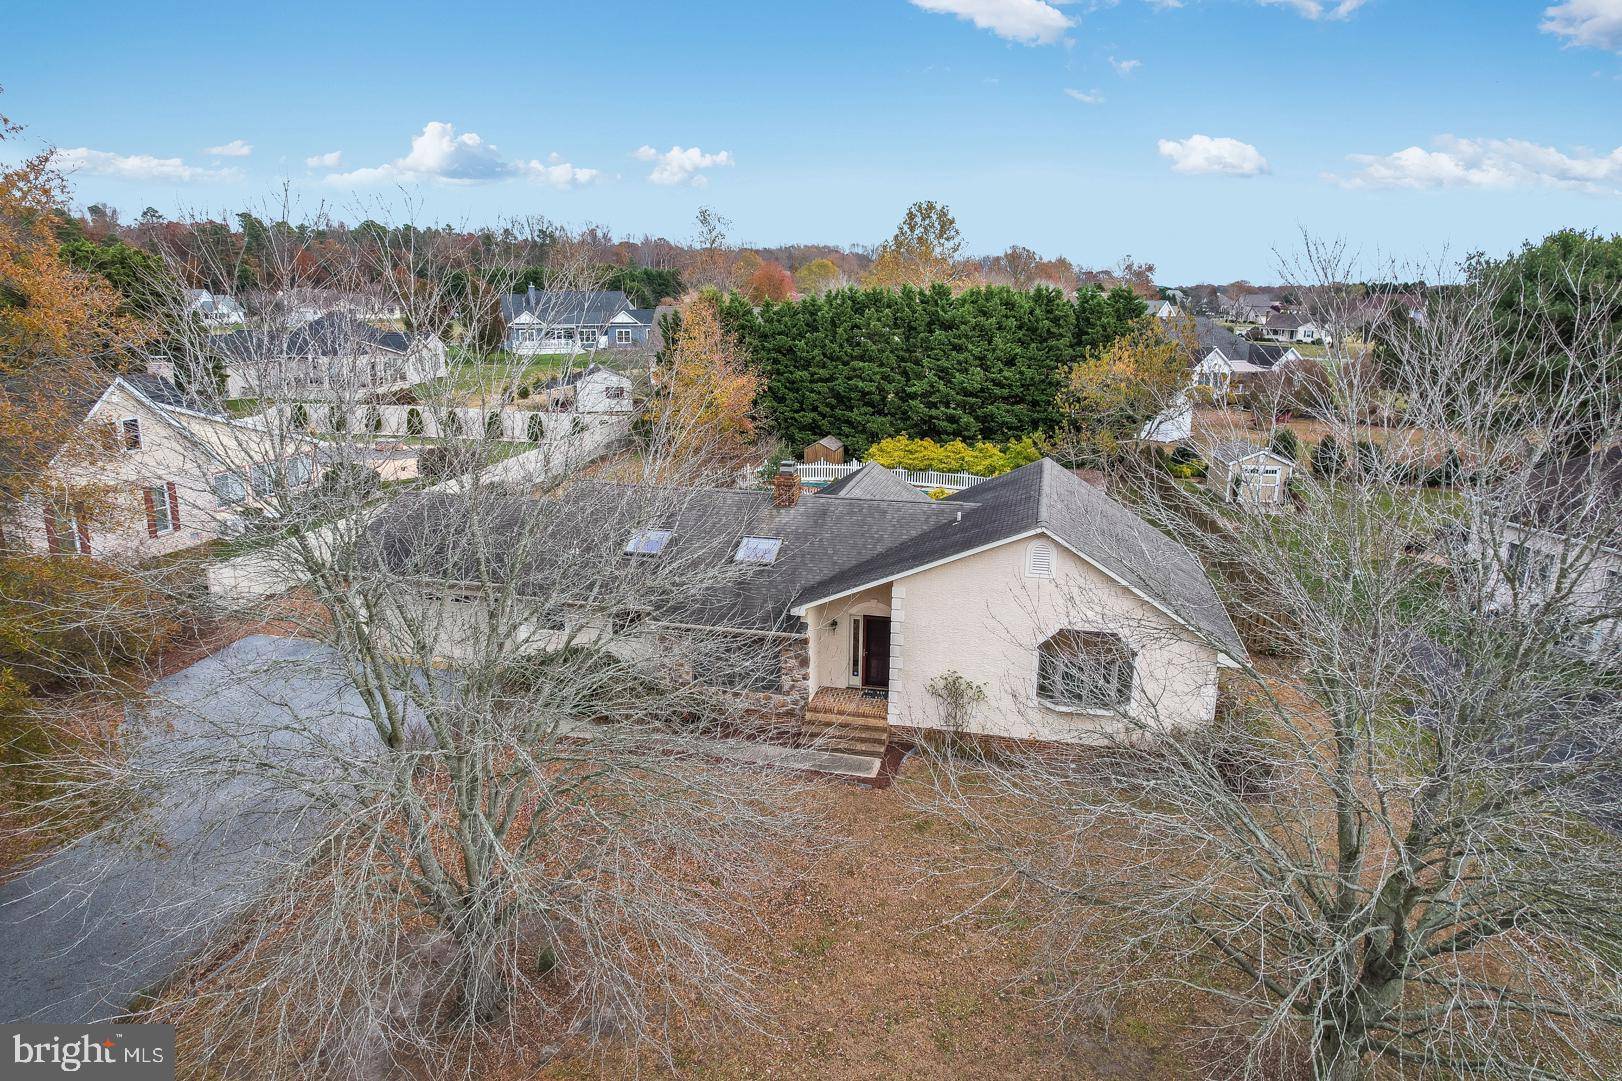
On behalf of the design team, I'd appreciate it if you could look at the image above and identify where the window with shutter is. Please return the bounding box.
[1025,540,1055,579]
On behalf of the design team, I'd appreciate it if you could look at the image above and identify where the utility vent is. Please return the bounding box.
[1026,540,1055,579]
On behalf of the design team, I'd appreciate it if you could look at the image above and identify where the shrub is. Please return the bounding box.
[290,402,309,431]
[516,384,530,400]
[1355,439,1382,474]
[405,407,424,436]
[485,411,503,441]
[1313,436,1345,479]
[316,462,379,501]
[366,406,383,434]
[864,435,1039,478]
[418,442,481,482]
[328,405,347,433]
[527,413,545,442]
[1269,428,1300,462]
[441,410,463,437]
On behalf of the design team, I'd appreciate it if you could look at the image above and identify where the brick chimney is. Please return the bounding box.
[772,462,801,509]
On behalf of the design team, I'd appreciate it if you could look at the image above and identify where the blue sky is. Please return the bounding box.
[6,0,1621,281]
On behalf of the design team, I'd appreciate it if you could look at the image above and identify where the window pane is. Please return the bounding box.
[624,528,672,556]
[1038,631,1133,709]
[734,536,782,563]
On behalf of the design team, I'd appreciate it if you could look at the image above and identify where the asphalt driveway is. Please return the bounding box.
[0,635,397,1023]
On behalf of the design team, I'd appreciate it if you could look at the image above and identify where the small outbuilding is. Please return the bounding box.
[1203,441,1294,507]
[804,435,846,464]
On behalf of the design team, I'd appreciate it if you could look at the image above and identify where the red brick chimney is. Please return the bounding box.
[772,462,801,509]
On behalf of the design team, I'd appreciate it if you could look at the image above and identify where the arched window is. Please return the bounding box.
[1037,630,1134,710]
[1025,540,1055,579]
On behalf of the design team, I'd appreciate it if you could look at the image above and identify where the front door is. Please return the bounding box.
[861,615,891,689]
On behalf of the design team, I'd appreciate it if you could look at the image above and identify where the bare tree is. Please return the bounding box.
[916,239,1622,1080]
[10,205,827,1077]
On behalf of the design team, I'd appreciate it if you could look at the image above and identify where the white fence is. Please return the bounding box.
[796,460,986,493]
[250,402,628,443]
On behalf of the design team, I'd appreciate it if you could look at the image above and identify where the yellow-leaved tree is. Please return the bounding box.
[645,291,760,478]
[1050,315,1194,467]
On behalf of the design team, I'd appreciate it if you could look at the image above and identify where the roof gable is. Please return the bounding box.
[817,461,932,503]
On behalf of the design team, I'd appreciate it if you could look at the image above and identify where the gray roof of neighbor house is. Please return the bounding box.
[1510,446,1622,535]
[1205,440,1285,466]
[365,458,1245,658]
[212,313,411,360]
[1192,317,1295,371]
[1237,293,1276,311]
[501,289,637,326]
[817,461,932,503]
[1264,310,1309,330]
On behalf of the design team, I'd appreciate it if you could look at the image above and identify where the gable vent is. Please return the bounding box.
[1026,540,1055,579]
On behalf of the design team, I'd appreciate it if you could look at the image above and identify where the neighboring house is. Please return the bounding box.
[212,314,448,400]
[1203,441,1294,507]
[1260,310,1326,344]
[1488,447,1622,656]
[185,289,245,328]
[1226,293,1279,324]
[502,289,655,355]
[371,458,1246,751]
[535,364,634,414]
[1190,317,1302,396]
[18,374,321,561]
[1143,298,1178,320]
[1139,393,1193,443]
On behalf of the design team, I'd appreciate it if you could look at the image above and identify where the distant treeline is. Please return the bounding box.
[708,283,1147,454]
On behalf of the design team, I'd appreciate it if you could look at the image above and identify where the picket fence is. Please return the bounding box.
[795,460,986,493]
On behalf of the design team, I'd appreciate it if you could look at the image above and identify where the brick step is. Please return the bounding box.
[800,716,889,758]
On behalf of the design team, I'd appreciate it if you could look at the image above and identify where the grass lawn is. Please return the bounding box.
[419,351,567,405]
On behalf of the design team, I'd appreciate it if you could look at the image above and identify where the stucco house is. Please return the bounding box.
[1190,318,1302,396]
[370,457,1246,757]
[17,373,321,561]
[1203,441,1294,507]
[211,313,448,400]
[1225,293,1278,324]
[502,289,655,356]
[1488,447,1621,656]
[1260,310,1325,344]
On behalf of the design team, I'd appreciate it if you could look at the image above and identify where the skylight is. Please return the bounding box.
[624,528,673,556]
[734,536,783,564]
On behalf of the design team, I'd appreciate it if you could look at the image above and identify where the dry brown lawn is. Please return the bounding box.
[511,765,1238,1081]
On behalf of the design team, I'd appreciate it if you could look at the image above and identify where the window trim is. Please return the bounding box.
[150,484,176,535]
[615,327,634,344]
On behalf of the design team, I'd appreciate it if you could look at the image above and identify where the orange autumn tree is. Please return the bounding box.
[0,112,151,523]
[1051,315,1195,466]
[647,292,760,477]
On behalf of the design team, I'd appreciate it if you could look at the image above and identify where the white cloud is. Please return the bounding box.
[55,147,241,183]
[1255,0,1367,18]
[1157,134,1271,176]
[1064,87,1105,103]
[305,150,344,169]
[204,138,252,157]
[1330,135,1622,194]
[633,145,735,187]
[1542,0,1622,51]
[1109,55,1142,75]
[908,0,1073,45]
[325,122,598,189]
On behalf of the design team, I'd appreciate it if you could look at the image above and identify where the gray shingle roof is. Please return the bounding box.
[817,462,932,503]
[1264,310,1308,330]
[500,289,634,326]
[212,313,410,360]
[794,459,1246,659]
[366,458,1245,658]
[1205,440,1278,465]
